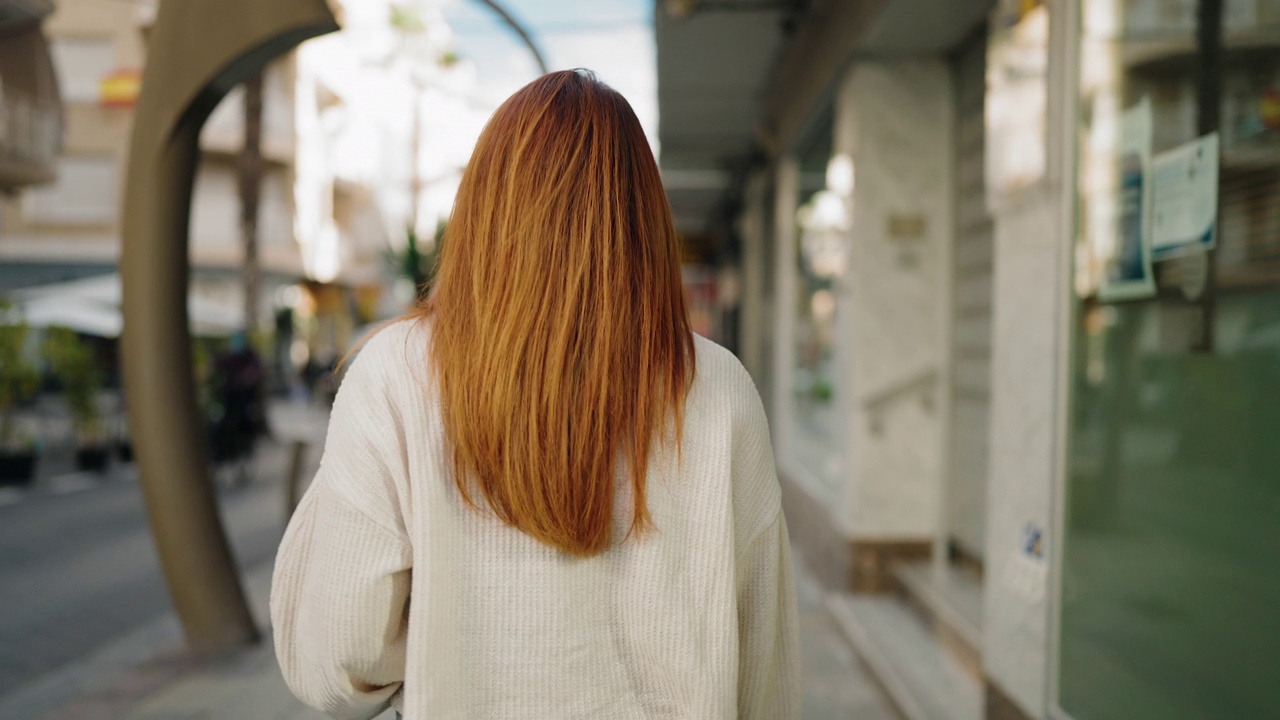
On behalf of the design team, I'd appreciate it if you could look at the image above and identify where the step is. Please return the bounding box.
[892,561,984,680]
[827,594,983,720]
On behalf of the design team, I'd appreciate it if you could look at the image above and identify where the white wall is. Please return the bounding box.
[189,163,296,272]
[839,60,952,538]
[24,155,119,225]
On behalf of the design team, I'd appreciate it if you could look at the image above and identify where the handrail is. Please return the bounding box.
[861,367,938,415]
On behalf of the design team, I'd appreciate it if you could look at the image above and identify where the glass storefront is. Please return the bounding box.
[1058,1,1280,717]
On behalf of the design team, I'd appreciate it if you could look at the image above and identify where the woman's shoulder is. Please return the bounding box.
[692,334,751,386]
[691,334,761,406]
[689,334,772,445]
[344,316,433,390]
[690,335,780,538]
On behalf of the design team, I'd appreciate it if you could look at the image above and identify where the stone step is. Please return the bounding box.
[891,560,984,681]
[827,594,982,720]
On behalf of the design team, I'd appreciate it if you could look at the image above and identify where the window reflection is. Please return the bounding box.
[1059,2,1280,717]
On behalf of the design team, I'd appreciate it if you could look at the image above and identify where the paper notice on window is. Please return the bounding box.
[1150,133,1218,259]
[1099,97,1155,301]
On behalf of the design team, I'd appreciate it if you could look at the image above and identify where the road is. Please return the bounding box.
[0,442,304,701]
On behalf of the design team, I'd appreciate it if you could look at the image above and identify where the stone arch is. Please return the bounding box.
[120,0,338,652]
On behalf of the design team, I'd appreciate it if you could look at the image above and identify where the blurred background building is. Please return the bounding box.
[0,0,397,385]
[0,0,60,196]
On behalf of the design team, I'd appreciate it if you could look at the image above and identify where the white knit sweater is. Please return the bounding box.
[270,319,801,719]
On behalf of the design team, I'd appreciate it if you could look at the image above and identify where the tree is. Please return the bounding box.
[240,71,265,337]
[42,327,104,443]
[0,303,39,450]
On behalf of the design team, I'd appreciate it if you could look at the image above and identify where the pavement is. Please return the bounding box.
[794,552,901,720]
[3,549,895,720]
[0,445,306,703]
[0,397,897,719]
[0,400,331,719]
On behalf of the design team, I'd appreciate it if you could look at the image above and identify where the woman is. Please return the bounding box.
[271,69,800,719]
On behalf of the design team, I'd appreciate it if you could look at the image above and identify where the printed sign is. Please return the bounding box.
[1099,98,1156,301]
[1150,133,1219,259]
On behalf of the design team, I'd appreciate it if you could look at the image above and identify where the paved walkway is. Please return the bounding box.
[794,552,900,720]
[31,549,896,719]
[2,400,897,718]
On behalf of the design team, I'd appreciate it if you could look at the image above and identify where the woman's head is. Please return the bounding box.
[423,69,695,556]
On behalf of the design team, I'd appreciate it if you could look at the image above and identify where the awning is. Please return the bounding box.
[0,6,62,190]
[654,0,994,234]
[14,273,244,338]
[656,7,785,234]
[19,295,123,337]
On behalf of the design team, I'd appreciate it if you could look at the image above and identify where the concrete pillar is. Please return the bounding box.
[982,188,1063,720]
[839,59,952,556]
[982,2,1077,717]
[770,157,799,461]
[739,171,769,383]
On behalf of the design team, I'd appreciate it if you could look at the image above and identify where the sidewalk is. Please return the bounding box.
[5,388,895,720]
[25,548,895,720]
[794,552,900,720]
[103,563,395,720]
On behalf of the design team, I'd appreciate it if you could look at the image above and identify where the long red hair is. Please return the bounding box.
[417,69,694,556]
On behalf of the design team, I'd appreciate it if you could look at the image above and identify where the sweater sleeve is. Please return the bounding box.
[737,510,802,719]
[271,332,414,719]
[724,351,801,717]
[271,475,411,720]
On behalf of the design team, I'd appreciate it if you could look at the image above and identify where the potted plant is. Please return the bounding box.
[0,302,40,486]
[43,327,108,473]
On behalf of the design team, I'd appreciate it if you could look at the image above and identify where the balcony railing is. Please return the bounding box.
[0,83,61,170]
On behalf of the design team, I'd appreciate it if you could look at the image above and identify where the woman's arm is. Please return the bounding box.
[727,355,802,718]
[270,327,415,719]
[737,510,802,719]
[271,479,410,719]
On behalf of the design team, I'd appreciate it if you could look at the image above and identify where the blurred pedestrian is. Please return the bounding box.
[271,70,800,719]
[210,331,264,484]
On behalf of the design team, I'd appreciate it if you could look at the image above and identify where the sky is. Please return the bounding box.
[442,0,657,139]
[301,0,658,257]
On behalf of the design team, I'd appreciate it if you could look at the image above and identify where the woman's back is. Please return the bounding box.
[271,69,799,719]
[273,320,799,718]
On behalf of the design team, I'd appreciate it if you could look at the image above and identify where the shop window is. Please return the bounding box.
[1058,1,1280,718]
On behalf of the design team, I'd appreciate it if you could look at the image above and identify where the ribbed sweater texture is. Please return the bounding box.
[271,319,801,719]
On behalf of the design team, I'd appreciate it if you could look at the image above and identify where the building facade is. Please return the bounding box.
[657,0,1280,718]
[0,0,60,199]
[0,0,388,365]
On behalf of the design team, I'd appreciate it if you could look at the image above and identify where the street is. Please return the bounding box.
[0,446,296,702]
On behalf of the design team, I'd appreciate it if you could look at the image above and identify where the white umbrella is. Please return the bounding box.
[18,296,123,337]
[14,273,244,337]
